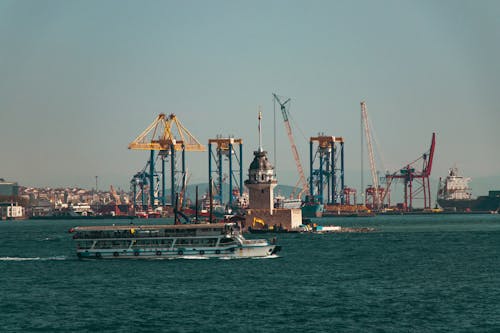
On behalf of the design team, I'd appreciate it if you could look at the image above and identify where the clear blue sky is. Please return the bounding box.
[1,0,499,198]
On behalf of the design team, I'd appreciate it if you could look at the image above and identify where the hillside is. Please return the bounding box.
[180,183,298,201]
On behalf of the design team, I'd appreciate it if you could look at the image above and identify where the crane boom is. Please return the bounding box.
[384,132,436,210]
[361,101,381,208]
[273,93,308,198]
[423,133,436,176]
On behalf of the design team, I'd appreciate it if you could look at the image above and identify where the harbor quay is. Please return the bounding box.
[244,208,302,232]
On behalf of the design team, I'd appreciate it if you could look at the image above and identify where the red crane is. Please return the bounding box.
[273,93,309,199]
[385,133,436,211]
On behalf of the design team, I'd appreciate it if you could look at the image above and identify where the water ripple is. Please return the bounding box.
[0,256,67,261]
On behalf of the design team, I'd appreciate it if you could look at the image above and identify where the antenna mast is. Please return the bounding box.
[258,108,263,152]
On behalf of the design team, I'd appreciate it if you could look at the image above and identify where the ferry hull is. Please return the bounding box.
[77,245,277,259]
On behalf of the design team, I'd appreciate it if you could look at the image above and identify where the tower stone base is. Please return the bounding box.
[244,208,302,232]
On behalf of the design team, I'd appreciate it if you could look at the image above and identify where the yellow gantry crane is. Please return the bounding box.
[128,113,205,151]
[128,113,206,209]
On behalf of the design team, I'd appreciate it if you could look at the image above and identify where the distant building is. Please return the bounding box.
[0,202,26,220]
[30,199,53,217]
[0,179,19,197]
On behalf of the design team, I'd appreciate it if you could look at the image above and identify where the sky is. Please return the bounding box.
[0,0,499,201]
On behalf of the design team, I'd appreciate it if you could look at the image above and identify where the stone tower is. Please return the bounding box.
[245,149,277,213]
[243,111,302,231]
[244,111,277,214]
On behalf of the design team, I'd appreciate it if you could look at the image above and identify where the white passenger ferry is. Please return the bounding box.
[69,222,280,259]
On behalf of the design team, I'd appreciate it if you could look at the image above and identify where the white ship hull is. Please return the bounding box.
[77,245,277,259]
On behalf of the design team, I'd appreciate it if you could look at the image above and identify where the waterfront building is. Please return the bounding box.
[0,179,19,197]
[0,202,25,220]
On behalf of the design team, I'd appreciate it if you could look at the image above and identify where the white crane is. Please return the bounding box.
[361,101,381,209]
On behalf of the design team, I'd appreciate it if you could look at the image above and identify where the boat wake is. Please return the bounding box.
[152,256,210,260]
[251,254,280,260]
[150,255,280,260]
[43,237,63,242]
[0,256,68,262]
[219,254,281,260]
[181,255,210,260]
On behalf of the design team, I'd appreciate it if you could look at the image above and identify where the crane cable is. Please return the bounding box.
[286,101,309,143]
[366,112,387,177]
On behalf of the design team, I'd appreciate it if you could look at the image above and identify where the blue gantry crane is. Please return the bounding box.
[309,135,345,204]
[208,136,244,206]
[128,113,206,210]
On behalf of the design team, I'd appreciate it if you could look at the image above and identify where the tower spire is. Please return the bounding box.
[258,107,263,152]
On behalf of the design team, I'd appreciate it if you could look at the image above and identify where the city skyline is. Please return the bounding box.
[1,0,499,198]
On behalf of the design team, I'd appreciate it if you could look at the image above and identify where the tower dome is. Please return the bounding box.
[246,150,276,184]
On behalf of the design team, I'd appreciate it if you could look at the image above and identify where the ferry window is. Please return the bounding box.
[90,231,101,239]
[77,241,92,249]
[174,238,193,247]
[198,238,215,246]
[116,231,129,238]
[160,239,172,246]
[95,240,113,249]
[199,238,217,247]
[138,240,151,246]
[219,238,236,245]
[111,240,128,248]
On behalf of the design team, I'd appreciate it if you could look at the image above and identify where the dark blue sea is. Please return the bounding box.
[1,214,500,332]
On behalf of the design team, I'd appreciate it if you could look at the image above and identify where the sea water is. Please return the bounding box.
[1,214,500,332]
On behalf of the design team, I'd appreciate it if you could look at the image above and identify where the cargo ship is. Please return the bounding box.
[274,195,302,209]
[301,196,324,218]
[437,167,500,212]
